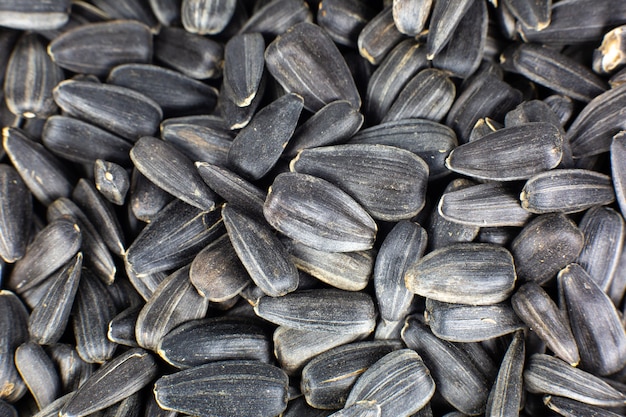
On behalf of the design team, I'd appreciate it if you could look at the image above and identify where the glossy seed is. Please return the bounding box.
[15,342,60,409]
[48,21,152,77]
[254,289,376,334]
[60,349,158,417]
[544,95,575,127]
[94,160,130,206]
[157,317,271,368]
[357,6,403,65]
[520,169,615,214]
[223,33,265,107]
[238,0,312,37]
[392,0,432,36]
[426,0,475,59]
[291,144,428,221]
[265,22,361,112]
[264,172,377,252]
[217,72,266,130]
[53,80,162,142]
[46,344,94,394]
[181,0,236,34]
[107,305,141,347]
[154,360,289,417]
[130,136,217,210]
[88,0,158,27]
[511,282,580,366]
[484,331,525,417]
[328,402,381,417]
[0,291,29,403]
[0,164,32,263]
[503,0,550,30]
[425,299,525,342]
[161,122,232,168]
[0,0,70,30]
[405,243,516,305]
[317,0,376,47]
[101,390,142,417]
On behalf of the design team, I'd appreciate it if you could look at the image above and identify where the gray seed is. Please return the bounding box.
[503,0,550,30]
[154,25,223,79]
[543,94,575,127]
[520,169,615,214]
[468,117,501,142]
[182,0,236,35]
[0,0,70,31]
[524,353,626,407]
[130,168,174,223]
[426,0,476,59]
[135,265,209,351]
[300,340,402,410]
[47,344,94,394]
[154,360,289,417]
[263,172,377,252]
[144,388,178,417]
[223,204,299,297]
[0,164,32,263]
[611,67,626,88]
[15,342,60,410]
[126,269,168,303]
[53,81,162,142]
[217,72,267,130]
[0,400,16,417]
[161,123,232,169]
[3,127,74,206]
[28,253,82,345]
[612,132,626,217]
[31,393,74,417]
[265,22,361,112]
[60,348,158,417]
[544,395,625,417]
[89,0,158,28]
[130,136,217,211]
[357,6,403,65]
[107,305,141,348]
[254,289,377,334]
[150,0,180,26]
[239,0,312,37]
[511,282,580,366]
[392,0,432,36]
[157,317,272,368]
[101,390,142,417]
[223,33,265,107]
[328,401,381,417]
[405,243,516,305]
[485,331,525,417]
[48,20,152,77]
[424,299,526,342]
[0,291,28,403]
[283,397,336,417]
[42,116,133,166]
[291,144,429,221]
[107,64,218,118]
[317,0,376,48]
[94,160,130,206]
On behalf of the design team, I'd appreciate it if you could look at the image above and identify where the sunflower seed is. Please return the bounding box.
[559,263,626,375]
[264,172,377,252]
[265,22,361,112]
[374,221,426,322]
[511,214,584,285]
[42,116,132,166]
[157,317,271,368]
[89,0,158,27]
[28,253,82,345]
[425,299,525,342]
[46,344,94,394]
[53,81,162,142]
[524,353,626,407]
[60,348,157,417]
[181,0,236,35]
[228,93,303,180]
[223,33,265,107]
[402,317,490,416]
[255,289,376,334]
[48,21,152,77]
[7,218,81,294]
[285,100,364,158]
[144,388,178,417]
[239,0,312,36]
[426,0,475,59]
[160,123,231,168]
[94,160,129,206]
[73,268,117,364]
[101,390,142,417]
[0,291,28,403]
[31,392,74,417]
[284,239,374,291]
[129,169,173,223]
[612,132,626,217]
[317,0,376,47]
[154,25,223,79]
[392,0,432,36]
[291,144,428,221]
[592,25,626,74]
[484,331,525,417]
[0,164,32,263]
[328,401,381,417]
[0,0,71,30]
[405,243,516,305]
[3,127,74,206]
[130,136,217,210]
[107,305,141,348]
[520,169,615,214]
[217,71,267,130]
[301,340,402,409]
[439,182,532,227]
[0,400,16,417]
[273,326,363,375]
[14,342,60,410]
[357,6,403,65]
[544,395,625,417]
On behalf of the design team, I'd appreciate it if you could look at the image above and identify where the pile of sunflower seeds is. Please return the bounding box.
[2,0,626,416]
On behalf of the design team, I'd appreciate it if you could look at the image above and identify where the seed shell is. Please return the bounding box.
[357,6,403,65]
[612,132,626,216]
[426,0,475,59]
[107,305,141,348]
[47,344,94,394]
[0,0,70,30]
[317,0,376,47]
[161,122,232,168]
[223,33,265,107]
[544,395,625,417]
[94,160,130,206]
[0,291,29,403]
[328,402,381,417]
[181,0,236,35]
[239,0,312,37]
[484,331,525,417]
[14,342,60,410]
[392,0,432,36]
[0,164,32,263]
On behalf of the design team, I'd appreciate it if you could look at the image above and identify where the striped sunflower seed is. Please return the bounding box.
[317,0,376,48]
[181,0,236,35]
[524,353,626,407]
[135,265,209,351]
[328,401,381,417]
[157,317,271,368]
[239,0,311,37]
[291,144,429,221]
[94,160,130,206]
[612,132,626,216]
[484,330,525,417]
[544,395,625,417]
[544,94,575,127]
[503,0,550,30]
[263,172,377,252]
[594,25,626,74]
[88,0,159,28]
[426,0,475,59]
[392,0,432,36]
[130,136,217,211]
[254,289,376,334]
[265,22,361,112]
[144,389,178,417]
[0,164,32,263]
[223,33,264,107]
[511,282,580,366]
[130,168,173,223]
[357,6,403,65]
[405,243,516,305]
[223,204,299,297]
[344,349,435,417]
[48,20,152,77]
[0,291,29,403]
[0,0,70,30]
[60,348,157,417]
[300,340,402,409]
[46,344,93,394]
[228,93,303,180]
[559,263,626,376]
[107,305,141,348]
[14,342,60,410]
[161,122,232,168]
[520,169,615,214]
[101,390,142,417]
[217,71,267,130]
[424,299,526,342]
[154,360,289,417]
[31,392,74,417]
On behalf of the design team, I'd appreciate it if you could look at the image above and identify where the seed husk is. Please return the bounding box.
[15,342,60,410]
[181,0,236,35]
[317,0,376,48]
[392,0,432,36]
[593,25,626,74]
[544,395,625,417]
[160,122,232,168]
[357,6,403,65]
[154,360,289,417]
[612,132,626,216]
[107,305,141,348]
[238,0,312,37]
[46,344,94,394]
[0,164,32,263]
[88,0,158,28]
[263,172,377,252]
[223,33,265,107]
[426,0,476,59]
[328,401,381,417]
[0,290,29,403]
[94,160,130,206]
[485,331,525,417]
[217,71,267,130]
